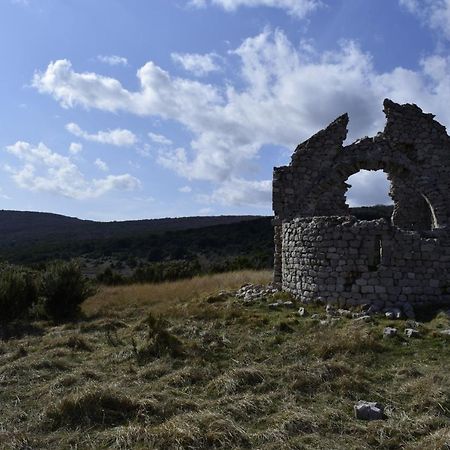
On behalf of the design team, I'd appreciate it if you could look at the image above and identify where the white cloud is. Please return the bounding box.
[201,178,271,206]
[188,0,322,18]
[94,158,109,172]
[400,0,450,39]
[5,141,140,199]
[66,122,137,147]
[69,142,83,154]
[33,30,450,206]
[148,132,172,145]
[171,52,220,76]
[346,170,392,207]
[97,55,128,66]
[179,185,192,193]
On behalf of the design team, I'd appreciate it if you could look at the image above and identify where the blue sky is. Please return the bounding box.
[0,0,449,220]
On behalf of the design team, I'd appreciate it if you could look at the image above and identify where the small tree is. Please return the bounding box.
[40,261,94,321]
[0,265,38,324]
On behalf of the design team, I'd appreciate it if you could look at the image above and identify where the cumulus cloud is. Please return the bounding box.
[399,0,450,39]
[201,177,272,206]
[148,132,172,145]
[346,170,392,207]
[179,185,192,193]
[97,55,128,66]
[66,122,137,146]
[94,158,109,172]
[171,52,220,76]
[32,29,450,206]
[69,142,83,154]
[188,0,322,18]
[5,141,140,199]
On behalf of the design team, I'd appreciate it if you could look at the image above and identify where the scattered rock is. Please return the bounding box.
[404,328,420,338]
[337,309,353,318]
[439,329,450,336]
[236,284,279,303]
[405,320,421,329]
[383,327,398,338]
[283,301,295,308]
[354,401,385,420]
[353,315,372,323]
[268,302,281,310]
[385,308,402,320]
[310,314,320,320]
[298,307,307,317]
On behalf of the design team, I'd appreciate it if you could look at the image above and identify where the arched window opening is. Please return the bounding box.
[345,170,393,220]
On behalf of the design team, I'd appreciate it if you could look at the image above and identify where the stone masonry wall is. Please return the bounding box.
[273,99,450,310]
[282,217,450,312]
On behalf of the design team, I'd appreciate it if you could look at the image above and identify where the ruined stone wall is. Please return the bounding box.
[282,216,450,312]
[273,99,450,310]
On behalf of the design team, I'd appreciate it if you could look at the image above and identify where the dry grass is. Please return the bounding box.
[83,269,272,317]
[1,270,450,449]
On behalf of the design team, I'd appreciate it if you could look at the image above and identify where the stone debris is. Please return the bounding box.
[298,307,307,317]
[353,315,372,323]
[405,328,420,338]
[337,309,353,318]
[440,329,450,336]
[354,401,385,420]
[383,327,398,338]
[385,308,403,320]
[272,99,450,312]
[268,302,281,309]
[405,320,421,329]
[236,284,279,303]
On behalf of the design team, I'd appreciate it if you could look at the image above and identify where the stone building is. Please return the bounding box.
[272,99,450,312]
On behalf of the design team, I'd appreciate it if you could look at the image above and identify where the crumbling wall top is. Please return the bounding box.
[273,99,450,230]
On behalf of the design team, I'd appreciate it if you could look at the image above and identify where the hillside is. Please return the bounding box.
[0,206,394,272]
[1,271,449,449]
[0,210,261,246]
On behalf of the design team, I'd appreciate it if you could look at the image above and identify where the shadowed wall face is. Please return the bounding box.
[273,99,450,312]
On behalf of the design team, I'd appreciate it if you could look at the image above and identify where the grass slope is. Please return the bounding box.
[1,270,449,449]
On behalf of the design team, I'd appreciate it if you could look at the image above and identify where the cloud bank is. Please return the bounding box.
[32,29,450,206]
[5,141,140,199]
[66,123,137,147]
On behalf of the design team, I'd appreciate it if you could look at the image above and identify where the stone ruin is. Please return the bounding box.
[272,99,450,313]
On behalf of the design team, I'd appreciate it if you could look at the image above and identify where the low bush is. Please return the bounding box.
[0,265,38,324]
[134,314,184,362]
[40,261,95,321]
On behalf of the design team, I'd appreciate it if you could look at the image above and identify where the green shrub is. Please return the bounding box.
[40,261,95,321]
[96,266,125,286]
[0,265,38,324]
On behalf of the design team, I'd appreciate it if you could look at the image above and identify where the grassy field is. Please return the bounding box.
[1,270,450,449]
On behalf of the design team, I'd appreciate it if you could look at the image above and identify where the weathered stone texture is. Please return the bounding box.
[273,99,450,310]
